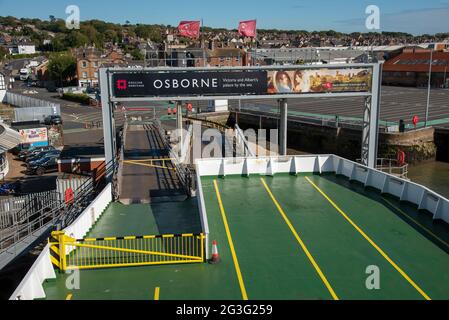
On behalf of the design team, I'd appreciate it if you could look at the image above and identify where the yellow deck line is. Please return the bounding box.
[65,293,73,300]
[260,178,339,300]
[122,158,173,163]
[124,161,175,170]
[305,176,431,300]
[382,197,449,249]
[213,180,248,300]
[154,287,160,300]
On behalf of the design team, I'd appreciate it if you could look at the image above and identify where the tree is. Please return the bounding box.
[104,30,120,44]
[0,46,8,61]
[51,34,67,52]
[43,19,66,33]
[80,25,104,47]
[48,52,76,86]
[65,31,89,48]
[134,25,151,39]
[131,48,144,60]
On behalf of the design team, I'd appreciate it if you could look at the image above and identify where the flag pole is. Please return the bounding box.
[201,18,206,67]
[254,18,257,65]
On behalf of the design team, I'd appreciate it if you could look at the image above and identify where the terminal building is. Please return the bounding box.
[383,49,449,88]
[0,123,22,178]
[0,72,6,102]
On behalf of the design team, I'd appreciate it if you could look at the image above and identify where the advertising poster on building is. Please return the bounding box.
[19,127,49,147]
[267,68,373,94]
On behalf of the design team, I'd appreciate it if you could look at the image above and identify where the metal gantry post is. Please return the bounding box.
[100,68,116,181]
[279,98,288,156]
[176,101,183,157]
[361,96,371,166]
[361,62,382,168]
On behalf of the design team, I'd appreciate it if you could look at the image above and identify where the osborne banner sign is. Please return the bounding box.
[111,67,373,99]
[113,71,267,97]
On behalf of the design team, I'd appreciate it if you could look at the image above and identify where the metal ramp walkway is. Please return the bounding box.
[119,123,187,204]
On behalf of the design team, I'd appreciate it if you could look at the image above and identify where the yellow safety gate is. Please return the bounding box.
[49,231,205,271]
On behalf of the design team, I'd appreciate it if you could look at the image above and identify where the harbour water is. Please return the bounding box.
[408,161,449,199]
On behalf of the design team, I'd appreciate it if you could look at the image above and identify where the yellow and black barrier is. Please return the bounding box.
[49,231,73,271]
[48,231,205,271]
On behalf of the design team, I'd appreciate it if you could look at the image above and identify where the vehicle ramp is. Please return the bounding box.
[119,124,186,204]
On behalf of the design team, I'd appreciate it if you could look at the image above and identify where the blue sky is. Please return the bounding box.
[0,0,448,34]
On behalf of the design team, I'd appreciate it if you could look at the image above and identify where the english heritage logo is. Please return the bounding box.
[116,79,127,90]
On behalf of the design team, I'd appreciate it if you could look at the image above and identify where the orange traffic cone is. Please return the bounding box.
[209,240,220,264]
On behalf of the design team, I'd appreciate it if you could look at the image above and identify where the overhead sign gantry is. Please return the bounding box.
[100,63,382,178]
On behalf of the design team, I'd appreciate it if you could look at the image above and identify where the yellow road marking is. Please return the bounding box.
[260,178,339,300]
[65,293,73,300]
[305,176,431,300]
[213,180,248,300]
[382,197,449,250]
[154,287,160,300]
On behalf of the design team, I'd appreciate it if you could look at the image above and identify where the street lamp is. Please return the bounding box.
[425,49,433,128]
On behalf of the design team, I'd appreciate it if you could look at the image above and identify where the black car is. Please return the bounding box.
[27,156,58,175]
[26,149,60,164]
[44,115,63,125]
[19,145,55,161]
[12,143,32,156]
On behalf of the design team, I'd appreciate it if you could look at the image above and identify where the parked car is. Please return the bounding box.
[44,115,63,125]
[0,182,18,195]
[12,143,32,156]
[46,84,57,92]
[20,146,55,161]
[26,156,59,176]
[26,150,60,164]
[85,87,99,94]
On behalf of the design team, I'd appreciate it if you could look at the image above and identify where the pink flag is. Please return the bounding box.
[178,21,201,39]
[238,20,257,37]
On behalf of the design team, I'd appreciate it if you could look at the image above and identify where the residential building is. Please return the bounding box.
[7,42,36,55]
[74,47,125,87]
[32,57,50,82]
[0,33,12,45]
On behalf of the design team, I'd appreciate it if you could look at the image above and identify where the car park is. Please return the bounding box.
[26,149,60,164]
[19,146,55,161]
[19,145,55,160]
